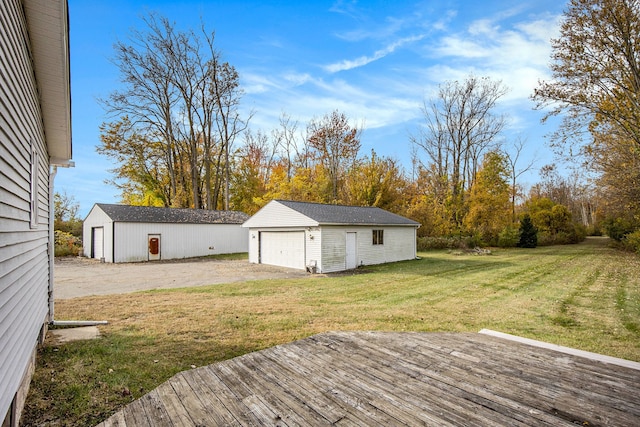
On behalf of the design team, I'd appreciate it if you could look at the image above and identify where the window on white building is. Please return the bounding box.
[372,229,384,245]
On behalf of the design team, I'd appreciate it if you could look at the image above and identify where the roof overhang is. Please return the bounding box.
[23,0,72,166]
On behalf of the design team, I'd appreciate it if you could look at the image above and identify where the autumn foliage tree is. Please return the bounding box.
[464,151,511,244]
[345,150,406,213]
[533,0,640,233]
[99,13,246,209]
[307,110,361,202]
[411,76,507,230]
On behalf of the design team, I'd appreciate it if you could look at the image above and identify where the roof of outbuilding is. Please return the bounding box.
[275,200,420,226]
[94,204,249,224]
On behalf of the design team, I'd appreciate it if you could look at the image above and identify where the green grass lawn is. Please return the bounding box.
[22,237,640,426]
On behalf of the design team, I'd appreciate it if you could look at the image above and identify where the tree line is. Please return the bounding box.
[96,0,640,251]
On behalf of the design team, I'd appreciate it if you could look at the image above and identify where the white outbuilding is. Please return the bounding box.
[242,200,420,273]
[83,204,249,263]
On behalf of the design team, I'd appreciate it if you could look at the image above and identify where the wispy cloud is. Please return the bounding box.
[428,12,560,103]
[328,0,364,20]
[324,34,426,73]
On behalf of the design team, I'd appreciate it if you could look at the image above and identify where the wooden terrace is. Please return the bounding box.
[97,330,640,426]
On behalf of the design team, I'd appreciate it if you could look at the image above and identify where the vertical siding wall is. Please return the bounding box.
[0,0,51,420]
[114,223,248,263]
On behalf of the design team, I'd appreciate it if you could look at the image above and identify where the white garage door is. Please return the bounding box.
[260,231,305,270]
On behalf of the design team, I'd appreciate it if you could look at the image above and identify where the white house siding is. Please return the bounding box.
[305,228,321,271]
[319,227,347,273]
[319,226,417,273]
[357,226,416,266]
[113,223,248,263]
[82,205,114,262]
[0,0,51,422]
[247,228,259,264]
[242,201,317,228]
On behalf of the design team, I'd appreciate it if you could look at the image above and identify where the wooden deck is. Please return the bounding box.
[97,331,640,426]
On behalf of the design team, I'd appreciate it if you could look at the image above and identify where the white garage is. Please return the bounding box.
[83,204,249,263]
[243,200,420,273]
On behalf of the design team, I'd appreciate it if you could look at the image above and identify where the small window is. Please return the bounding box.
[30,141,39,228]
[372,229,384,245]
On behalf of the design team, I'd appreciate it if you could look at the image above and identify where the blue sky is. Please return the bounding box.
[61,0,567,217]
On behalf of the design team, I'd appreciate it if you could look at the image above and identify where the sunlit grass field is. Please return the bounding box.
[22,237,640,426]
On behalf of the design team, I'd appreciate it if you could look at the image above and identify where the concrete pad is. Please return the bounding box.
[49,326,101,343]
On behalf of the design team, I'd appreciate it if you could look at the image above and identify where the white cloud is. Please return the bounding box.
[324,34,426,73]
[242,73,283,94]
[428,11,560,104]
[241,5,563,165]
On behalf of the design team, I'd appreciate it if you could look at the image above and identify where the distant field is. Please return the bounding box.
[23,237,640,426]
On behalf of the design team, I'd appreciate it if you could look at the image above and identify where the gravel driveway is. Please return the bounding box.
[54,256,310,299]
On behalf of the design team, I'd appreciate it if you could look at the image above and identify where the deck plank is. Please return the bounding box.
[196,365,262,426]
[303,333,535,426]
[332,332,572,426]
[226,353,330,425]
[357,332,637,425]
[95,332,640,427]
[154,381,195,426]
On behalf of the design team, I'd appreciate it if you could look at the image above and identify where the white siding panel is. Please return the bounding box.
[319,226,417,273]
[242,200,317,228]
[320,227,347,273]
[0,0,52,420]
[114,223,248,263]
[248,228,259,264]
[357,226,417,266]
[305,228,321,271]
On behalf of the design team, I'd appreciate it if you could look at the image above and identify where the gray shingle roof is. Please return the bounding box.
[95,204,249,224]
[276,200,420,226]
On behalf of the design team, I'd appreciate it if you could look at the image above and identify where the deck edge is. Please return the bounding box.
[479,329,640,371]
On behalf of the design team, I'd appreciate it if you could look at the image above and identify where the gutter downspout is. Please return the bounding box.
[48,165,57,322]
[48,164,107,327]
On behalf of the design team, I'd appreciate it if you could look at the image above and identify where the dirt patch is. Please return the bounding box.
[54,256,310,299]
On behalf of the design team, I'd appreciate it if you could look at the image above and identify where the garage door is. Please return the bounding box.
[260,231,305,270]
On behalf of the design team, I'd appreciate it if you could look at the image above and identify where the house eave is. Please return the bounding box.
[23,0,72,164]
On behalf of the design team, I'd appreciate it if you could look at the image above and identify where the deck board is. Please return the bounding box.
[96,332,640,426]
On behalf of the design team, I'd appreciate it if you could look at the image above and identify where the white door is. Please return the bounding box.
[346,232,357,269]
[260,231,305,269]
[148,234,161,261]
[92,227,104,260]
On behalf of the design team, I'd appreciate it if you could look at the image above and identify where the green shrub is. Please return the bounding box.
[587,224,603,236]
[622,230,640,254]
[497,225,519,248]
[417,235,475,251]
[603,217,637,241]
[55,230,82,257]
[518,214,538,248]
